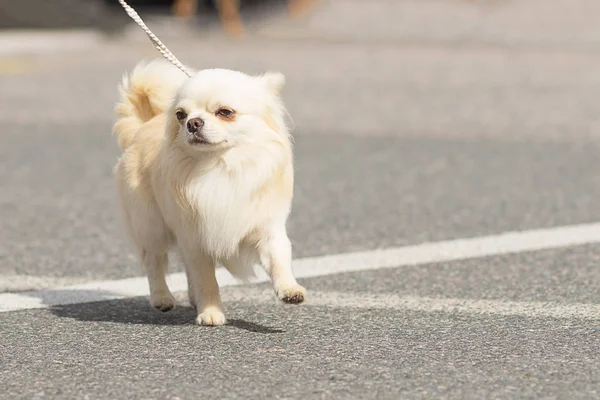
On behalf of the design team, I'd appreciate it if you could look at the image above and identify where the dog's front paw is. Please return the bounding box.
[196,308,226,326]
[276,284,306,304]
[150,292,176,312]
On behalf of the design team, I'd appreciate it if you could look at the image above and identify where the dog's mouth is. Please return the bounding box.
[186,135,227,148]
[187,136,211,145]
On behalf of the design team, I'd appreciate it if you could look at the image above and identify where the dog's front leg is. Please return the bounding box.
[179,247,226,326]
[259,226,306,304]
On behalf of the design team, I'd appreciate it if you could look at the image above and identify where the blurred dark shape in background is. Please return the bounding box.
[0,0,316,36]
[0,0,122,30]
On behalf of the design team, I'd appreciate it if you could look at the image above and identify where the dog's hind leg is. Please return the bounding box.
[131,217,175,312]
[129,224,175,312]
[141,250,176,312]
[116,166,175,312]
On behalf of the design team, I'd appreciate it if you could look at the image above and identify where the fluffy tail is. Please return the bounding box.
[113,59,189,150]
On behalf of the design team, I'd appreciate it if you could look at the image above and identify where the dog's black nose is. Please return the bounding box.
[187,118,204,133]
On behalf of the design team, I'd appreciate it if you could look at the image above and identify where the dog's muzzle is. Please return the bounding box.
[187,117,204,134]
[186,117,208,144]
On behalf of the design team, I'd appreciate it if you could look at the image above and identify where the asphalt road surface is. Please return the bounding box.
[1,1,600,399]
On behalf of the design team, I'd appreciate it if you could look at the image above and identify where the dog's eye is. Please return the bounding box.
[176,110,187,121]
[215,108,235,118]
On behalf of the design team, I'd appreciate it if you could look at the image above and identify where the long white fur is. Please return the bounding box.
[113,59,306,326]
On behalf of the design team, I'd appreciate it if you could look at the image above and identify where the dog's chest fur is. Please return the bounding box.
[162,149,292,260]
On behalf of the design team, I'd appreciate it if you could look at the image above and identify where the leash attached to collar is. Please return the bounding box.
[117,0,193,78]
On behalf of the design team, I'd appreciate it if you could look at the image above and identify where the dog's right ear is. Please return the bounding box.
[259,72,286,96]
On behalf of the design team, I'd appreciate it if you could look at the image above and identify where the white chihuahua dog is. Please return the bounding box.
[113,59,306,326]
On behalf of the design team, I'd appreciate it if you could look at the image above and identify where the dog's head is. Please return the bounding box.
[167,68,288,152]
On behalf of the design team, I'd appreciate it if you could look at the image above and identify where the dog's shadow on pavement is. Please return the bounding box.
[45,291,283,333]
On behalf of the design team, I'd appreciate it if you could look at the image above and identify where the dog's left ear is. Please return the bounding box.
[260,72,285,96]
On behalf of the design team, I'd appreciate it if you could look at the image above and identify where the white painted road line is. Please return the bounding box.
[222,289,600,321]
[2,222,600,313]
[0,275,89,292]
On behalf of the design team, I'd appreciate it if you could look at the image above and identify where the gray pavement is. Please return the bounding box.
[1,0,600,398]
[1,291,598,399]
